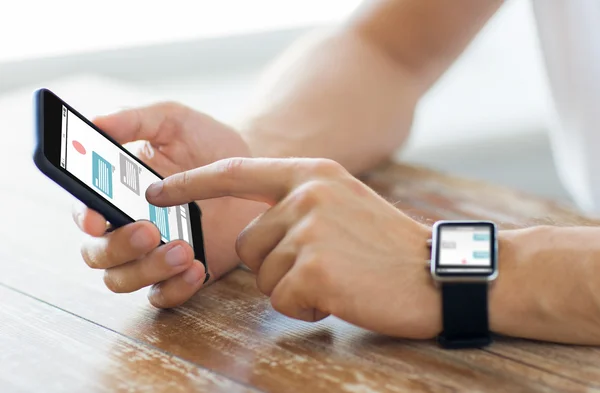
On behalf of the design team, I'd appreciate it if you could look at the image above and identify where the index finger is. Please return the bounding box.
[146,158,302,206]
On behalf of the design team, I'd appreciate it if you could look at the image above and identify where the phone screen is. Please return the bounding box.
[59,105,194,245]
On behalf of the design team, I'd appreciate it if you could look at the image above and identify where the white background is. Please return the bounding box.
[0,0,575,206]
[0,0,361,62]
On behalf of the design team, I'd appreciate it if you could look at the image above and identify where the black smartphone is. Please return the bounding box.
[33,88,207,274]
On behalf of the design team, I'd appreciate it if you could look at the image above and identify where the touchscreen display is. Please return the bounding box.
[59,105,193,245]
[437,225,492,274]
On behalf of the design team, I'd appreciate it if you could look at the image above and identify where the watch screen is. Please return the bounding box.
[435,223,495,275]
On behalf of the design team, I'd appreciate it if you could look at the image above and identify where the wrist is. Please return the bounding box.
[489,226,592,342]
[490,225,600,344]
[374,219,441,339]
[409,223,443,338]
[488,228,523,336]
[424,223,600,345]
[424,222,512,342]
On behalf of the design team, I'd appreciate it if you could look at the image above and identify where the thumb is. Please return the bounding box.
[93,102,188,146]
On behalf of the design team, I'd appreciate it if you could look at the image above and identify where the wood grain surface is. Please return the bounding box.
[0,286,257,393]
[2,128,600,392]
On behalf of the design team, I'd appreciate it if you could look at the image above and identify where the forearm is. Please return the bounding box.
[237,0,502,174]
[349,0,503,88]
[491,226,600,344]
[237,29,421,174]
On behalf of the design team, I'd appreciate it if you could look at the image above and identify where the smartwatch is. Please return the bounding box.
[429,220,498,349]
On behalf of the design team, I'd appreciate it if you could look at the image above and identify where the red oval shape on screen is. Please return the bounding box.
[72,140,86,155]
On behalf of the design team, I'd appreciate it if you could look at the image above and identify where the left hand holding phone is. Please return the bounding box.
[73,102,267,308]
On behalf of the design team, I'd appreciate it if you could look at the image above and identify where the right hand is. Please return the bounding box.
[73,102,267,308]
[146,157,439,338]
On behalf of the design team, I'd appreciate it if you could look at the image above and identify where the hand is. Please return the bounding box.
[73,103,267,308]
[146,157,441,338]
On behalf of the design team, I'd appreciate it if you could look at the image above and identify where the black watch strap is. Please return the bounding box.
[438,282,492,349]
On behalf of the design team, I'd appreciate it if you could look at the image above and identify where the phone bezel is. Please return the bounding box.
[34,88,207,266]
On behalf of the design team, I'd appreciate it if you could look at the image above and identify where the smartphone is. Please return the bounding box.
[33,88,207,275]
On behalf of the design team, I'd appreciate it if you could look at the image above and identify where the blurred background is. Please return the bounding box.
[0,0,571,205]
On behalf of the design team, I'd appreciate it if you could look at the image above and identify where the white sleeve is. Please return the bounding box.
[531,0,600,213]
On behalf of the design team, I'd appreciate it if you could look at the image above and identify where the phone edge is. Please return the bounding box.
[32,88,208,272]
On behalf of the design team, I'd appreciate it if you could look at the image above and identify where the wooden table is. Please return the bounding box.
[3,140,600,392]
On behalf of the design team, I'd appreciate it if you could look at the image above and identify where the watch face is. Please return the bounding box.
[432,221,497,279]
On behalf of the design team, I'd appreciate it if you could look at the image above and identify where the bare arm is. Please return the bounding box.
[492,226,600,344]
[237,0,503,173]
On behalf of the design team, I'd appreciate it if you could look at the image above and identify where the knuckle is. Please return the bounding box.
[296,251,335,293]
[169,170,189,189]
[149,101,190,140]
[341,176,371,197]
[235,229,252,265]
[162,100,182,109]
[217,157,246,180]
[235,215,262,267]
[290,215,320,244]
[305,180,333,199]
[297,253,326,281]
[213,158,247,193]
[256,248,295,296]
[256,273,271,296]
[159,101,187,115]
[309,158,345,177]
[180,170,191,189]
[219,157,244,177]
[290,180,331,210]
[220,157,245,180]
[164,171,192,197]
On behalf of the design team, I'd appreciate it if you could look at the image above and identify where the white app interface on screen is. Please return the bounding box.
[438,226,491,272]
[59,106,194,245]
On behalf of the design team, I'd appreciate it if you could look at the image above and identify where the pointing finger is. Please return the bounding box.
[146,158,303,206]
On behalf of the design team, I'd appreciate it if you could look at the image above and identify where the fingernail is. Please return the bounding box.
[131,228,153,250]
[146,181,163,198]
[73,202,85,226]
[75,212,84,228]
[183,265,204,285]
[165,245,187,267]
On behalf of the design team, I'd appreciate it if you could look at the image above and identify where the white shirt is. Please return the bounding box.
[532,0,600,213]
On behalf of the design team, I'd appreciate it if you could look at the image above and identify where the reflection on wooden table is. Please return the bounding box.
[2,152,600,392]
